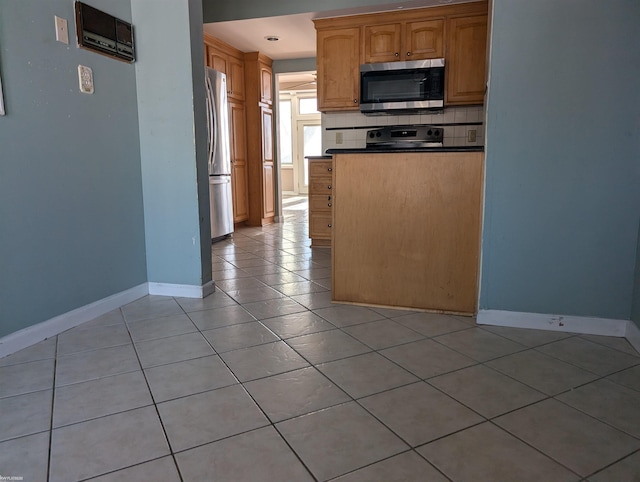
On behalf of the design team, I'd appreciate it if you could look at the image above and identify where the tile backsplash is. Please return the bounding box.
[322,105,484,151]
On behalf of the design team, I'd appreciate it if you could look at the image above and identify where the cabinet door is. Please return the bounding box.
[261,106,275,220]
[446,14,487,105]
[227,56,245,101]
[363,23,402,63]
[316,27,361,111]
[405,19,444,60]
[260,66,273,105]
[229,101,249,222]
[208,51,227,73]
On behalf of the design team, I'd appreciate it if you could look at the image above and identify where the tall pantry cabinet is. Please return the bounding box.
[244,52,276,226]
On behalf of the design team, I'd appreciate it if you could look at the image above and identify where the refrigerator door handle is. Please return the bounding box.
[205,75,215,171]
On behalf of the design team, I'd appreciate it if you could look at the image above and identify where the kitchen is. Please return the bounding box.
[1,1,638,480]
[205,0,489,315]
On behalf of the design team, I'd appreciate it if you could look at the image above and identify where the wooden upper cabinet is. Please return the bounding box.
[363,18,443,63]
[316,27,361,111]
[363,23,401,63]
[204,36,245,101]
[260,66,272,105]
[314,1,488,110]
[446,14,488,105]
[405,19,444,60]
[227,56,245,101]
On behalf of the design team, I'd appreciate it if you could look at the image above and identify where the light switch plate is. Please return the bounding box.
[78,65,94,94]
[55,16,69,44]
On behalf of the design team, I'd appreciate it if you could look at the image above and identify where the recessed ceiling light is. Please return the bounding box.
[264,35,279,42]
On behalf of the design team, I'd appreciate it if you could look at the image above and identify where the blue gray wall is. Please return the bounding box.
[481,0,640,320]
[132,0,212,287]
[0,0,147,337]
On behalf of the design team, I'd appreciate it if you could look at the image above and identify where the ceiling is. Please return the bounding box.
[203,0,478,61]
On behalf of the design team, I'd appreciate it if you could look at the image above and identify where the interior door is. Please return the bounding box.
[296,120,322,194]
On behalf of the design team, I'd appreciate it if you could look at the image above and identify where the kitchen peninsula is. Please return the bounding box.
[327,148,484,314]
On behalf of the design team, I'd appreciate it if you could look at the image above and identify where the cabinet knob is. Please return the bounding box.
[328,224,332,228]
[395,52,399,57]
[327,185,332,190]
[353,99,358,103]
[328,167,332,172]
[328,203,332,207]
[327,195,332,201]
[406,52,411,57]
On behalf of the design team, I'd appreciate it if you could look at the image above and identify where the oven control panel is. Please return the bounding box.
[366,125,443,148]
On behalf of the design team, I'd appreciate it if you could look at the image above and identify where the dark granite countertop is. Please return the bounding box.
[305,155,333,159]
[326,146,484,154]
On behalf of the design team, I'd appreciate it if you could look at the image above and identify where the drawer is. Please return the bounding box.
[310,194,333,212]
[310,213,332,238]
[309,179,333,194]
[309,160,333,177]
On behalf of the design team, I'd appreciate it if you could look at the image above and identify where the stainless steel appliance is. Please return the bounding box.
[360,58,445,114]
[366,125,444,149]
[205,68,234,240]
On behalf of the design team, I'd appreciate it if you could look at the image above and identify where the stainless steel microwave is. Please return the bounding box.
[360,58,445,114]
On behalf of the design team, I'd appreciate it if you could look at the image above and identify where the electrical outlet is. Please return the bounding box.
[467,129,477,143]
[336,132,343,144]
[78,65,94,94]
[55,16,69,44]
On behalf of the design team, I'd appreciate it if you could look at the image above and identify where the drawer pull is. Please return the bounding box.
[328,195,332,201]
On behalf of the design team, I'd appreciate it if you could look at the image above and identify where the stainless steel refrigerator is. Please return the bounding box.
[205,68,234,240]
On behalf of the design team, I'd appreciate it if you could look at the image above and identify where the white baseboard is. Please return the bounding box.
[148,280,215,299]
[477,309,628,337]
[0,283,148,359]
[626,321,640,354]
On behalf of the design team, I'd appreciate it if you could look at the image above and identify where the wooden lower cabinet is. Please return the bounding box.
[229,101,249,223]
[332,151,483,314]
[308,158,334,247]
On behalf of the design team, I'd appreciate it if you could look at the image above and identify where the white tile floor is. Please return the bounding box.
[1,197,640,481]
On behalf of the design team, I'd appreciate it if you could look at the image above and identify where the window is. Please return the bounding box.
[299,97,318,114]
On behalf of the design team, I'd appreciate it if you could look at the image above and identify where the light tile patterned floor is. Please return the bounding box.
[1,198,640,481]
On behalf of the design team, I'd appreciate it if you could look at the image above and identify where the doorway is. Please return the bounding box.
[277,73,320,197]
[296,119,322,194]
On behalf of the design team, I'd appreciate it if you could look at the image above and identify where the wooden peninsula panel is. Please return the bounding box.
[332,151,483,314]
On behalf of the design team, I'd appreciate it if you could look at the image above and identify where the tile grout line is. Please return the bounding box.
[122,305,186,482]
[46,335,59,482]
